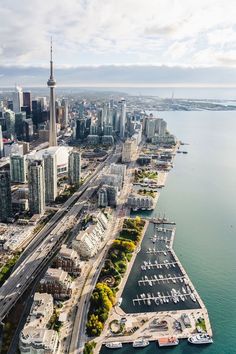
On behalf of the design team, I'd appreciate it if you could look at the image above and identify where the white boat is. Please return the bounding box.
[132,339,150,348]
[117,297,123,306]
[188,333,213,345]
[190,293,196,302]
[105,342,123,349]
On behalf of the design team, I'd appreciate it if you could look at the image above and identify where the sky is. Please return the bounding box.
[1,0,236,86]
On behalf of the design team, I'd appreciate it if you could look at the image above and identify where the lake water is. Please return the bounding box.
[101,111,236,354]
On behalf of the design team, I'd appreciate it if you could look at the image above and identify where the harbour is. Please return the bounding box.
[100,111,236,354]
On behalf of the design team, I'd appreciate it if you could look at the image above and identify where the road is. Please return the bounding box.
[0,145,121,324]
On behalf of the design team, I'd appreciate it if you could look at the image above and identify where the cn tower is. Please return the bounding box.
[47,40,57,146]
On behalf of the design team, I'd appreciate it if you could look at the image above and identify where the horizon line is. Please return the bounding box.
[2,83,236,89]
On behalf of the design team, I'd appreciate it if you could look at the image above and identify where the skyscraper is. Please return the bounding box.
[28,159,45,214]
[15,112,26,139]
[23,91,32,110]
[0,125,3,158]
[61,98,69,128]
[68,151,81,185]
[43,152,57,203]
[12,85,23,113]
[10,154,27,183]
[0,171,12,221]
[119,99,126,139]
[47,41,57,147]
[5,109,15,139]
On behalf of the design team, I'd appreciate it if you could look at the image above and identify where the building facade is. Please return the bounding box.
[121,138,137,163]
[10,154,27,183]
[39,268,72,300]
[68,151,81,185]
[28,159,45,215]
[0,171,12,221]
[43,152,57,203]
[72,211,109,259]
[52,245,81,275]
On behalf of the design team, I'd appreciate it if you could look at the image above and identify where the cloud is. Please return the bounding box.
[1,64,236,87]
[1,0,236,74]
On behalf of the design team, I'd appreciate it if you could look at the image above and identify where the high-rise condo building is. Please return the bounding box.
[121,138,137,163]
[68,151,81,185]
[12,85,23,113]
[28,159,45,214]
[0,125,3,158]
[23,92,32,110]
[15,112,26,139]
[119,98,126,139]
[10,154,27,183]
[5,109,15,139]
[47,42,57,147]
[61,98,69,128]
[43,151,57,203]
[0,171,12,221]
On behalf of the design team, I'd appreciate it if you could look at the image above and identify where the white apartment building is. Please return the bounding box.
[19,328,59,354]
[72,211,109,259]
[19,293,59,354]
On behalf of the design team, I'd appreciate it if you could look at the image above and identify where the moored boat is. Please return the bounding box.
[132,339,150,348]
[105,342,123,348]
[188,333,213,345]
[158,337,179,347]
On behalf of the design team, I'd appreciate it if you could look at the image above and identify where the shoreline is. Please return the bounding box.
[93,141,212,352]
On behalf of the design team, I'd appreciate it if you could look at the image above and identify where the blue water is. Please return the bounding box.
[101,111,236,354]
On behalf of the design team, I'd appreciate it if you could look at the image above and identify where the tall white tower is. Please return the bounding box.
[119,98,126,139]
[12,85,23,113]
[47,41,57,147]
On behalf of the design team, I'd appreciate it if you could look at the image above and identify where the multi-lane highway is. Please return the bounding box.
[0,145,121,323]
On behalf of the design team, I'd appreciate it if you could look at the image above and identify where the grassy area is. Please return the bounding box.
[48,309,63,333]
[55,183,79,204]
[83,341,96,354]
[196,318,207,332]
[0,254,20,286]
[86,217,145,337]
[137,189,156,198]
[134,169,158,182]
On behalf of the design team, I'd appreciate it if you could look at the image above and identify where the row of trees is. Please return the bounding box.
[86,283,115,336]
[120,216,145,244]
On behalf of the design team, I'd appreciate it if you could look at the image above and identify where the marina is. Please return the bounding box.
[121,221,201,313]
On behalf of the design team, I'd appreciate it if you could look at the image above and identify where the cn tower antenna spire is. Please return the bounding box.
[50,37,54,80]
[47,38,57,146]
